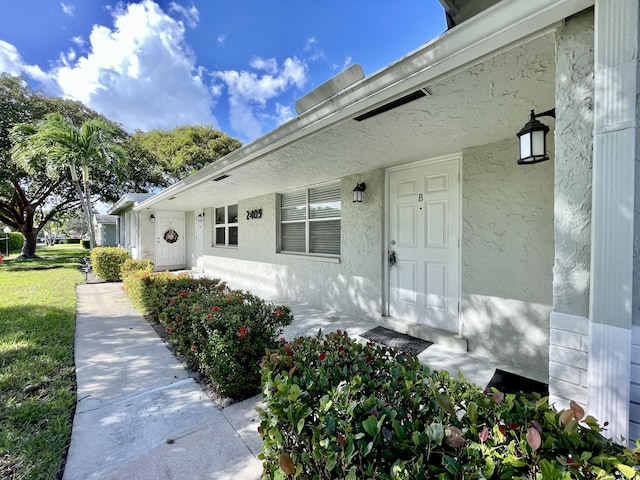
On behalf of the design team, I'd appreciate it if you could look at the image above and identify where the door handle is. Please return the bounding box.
[388,250,397,267]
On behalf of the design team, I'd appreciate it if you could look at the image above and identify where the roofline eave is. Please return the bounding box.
[135,0,594,212]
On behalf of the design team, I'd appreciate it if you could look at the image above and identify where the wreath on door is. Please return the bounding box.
[163,229,179,244]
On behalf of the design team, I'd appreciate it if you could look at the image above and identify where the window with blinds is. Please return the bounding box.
[213,204,238,247]
[279,183,341,255]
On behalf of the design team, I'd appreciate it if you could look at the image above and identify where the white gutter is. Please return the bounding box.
[135,0,593,212]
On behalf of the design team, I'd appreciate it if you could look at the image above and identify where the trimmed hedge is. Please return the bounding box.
[90,246,130,281]
[122,271,293,399]
[259,331,640,479]
[3,232,23,253]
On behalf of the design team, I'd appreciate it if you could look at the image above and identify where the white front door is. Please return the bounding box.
[155,211,185,270]
[388,157,460,333]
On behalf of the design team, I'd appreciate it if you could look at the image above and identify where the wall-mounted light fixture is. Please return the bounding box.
[150,214,155,223]
[197,212,205,222]
[352,182,366,203]
[516,108,555,165]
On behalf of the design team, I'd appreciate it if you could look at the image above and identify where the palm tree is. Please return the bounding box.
[11,113,127,249]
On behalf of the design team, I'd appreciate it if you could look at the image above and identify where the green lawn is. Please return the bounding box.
[0,244,85,479]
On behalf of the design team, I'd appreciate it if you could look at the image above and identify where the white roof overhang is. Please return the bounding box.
[136,0,594,213]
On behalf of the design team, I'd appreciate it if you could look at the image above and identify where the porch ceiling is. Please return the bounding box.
[146,33,555,213]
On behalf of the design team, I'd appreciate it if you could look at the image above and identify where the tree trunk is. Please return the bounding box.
[19,229,38,258]
[70,165,94,249]
[82,164,97,250]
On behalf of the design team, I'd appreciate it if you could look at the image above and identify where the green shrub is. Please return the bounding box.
[259,331,640,479]
[90,246,130,281]
[123,274,293,398]
[134,272,220,320]
[161,288,293,398]
[121,259,155,310]
[81,239,90,249]
[67,238,81,244]
[8,232,22,253]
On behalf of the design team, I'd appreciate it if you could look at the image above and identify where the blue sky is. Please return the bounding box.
[0,1,446,143]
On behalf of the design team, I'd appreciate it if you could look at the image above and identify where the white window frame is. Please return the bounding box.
[213,204,238,248]
[278,182,341,257]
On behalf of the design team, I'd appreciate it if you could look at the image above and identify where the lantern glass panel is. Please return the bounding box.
[520,133,531,159]
[532,130,545,157]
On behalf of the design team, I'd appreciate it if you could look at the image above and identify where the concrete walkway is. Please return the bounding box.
[64,281,547,479]
[63,283,263,480]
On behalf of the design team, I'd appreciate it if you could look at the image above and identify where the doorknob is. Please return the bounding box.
[388,250,397,267]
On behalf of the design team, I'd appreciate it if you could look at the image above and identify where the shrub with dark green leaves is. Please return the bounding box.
[133,272,223,320]
[160,286,293,398]
[90,246,130,281]
[122,274,293,398]
[8,232,22,253]
[259,331,640,479]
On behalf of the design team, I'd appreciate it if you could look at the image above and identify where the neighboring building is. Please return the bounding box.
[107,193,153,259]
[93,214,118,247]
[115,0,640,443]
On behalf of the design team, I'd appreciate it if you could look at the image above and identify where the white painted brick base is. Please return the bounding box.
[549,312,588,409]
[630,326,640,441]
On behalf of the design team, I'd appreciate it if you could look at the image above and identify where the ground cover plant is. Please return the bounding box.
[122,269,293,399]
[0,244,84,479]
[259,331,640,479]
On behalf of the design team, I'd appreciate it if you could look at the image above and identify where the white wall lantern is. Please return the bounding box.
[197,212,205,222]
[352,182,366,203]
[516,109,555,165]
[150,214,155,223]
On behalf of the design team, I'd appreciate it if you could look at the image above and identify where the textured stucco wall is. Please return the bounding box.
[553,10,594,319]
[549,9,594,411]
[635,4,640,328]
[461,138,554,373]
[185,211,195,269]
[201,169,385,318]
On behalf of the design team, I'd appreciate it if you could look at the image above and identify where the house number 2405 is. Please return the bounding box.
[246,209,263,220]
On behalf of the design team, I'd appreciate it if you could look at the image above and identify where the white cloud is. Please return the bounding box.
[61,2,74,16]
[71,36,85,47]
[249,56,278,74]
[215,56,307,139]
[304,37,317,51]
[49,0,217,132]
[217,34,226,44]
[168,2,199,28]
[0,40,23,76]
[303,36,325,62]
[0,40,53,88]
[274,103,294,124]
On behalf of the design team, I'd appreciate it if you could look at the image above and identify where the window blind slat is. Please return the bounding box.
[281,222,305,252]
[280,183,341,255]
[310,220,340,255]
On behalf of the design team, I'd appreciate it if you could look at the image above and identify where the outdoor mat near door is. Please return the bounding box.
[360,327,433,355]
[484,369,548,401]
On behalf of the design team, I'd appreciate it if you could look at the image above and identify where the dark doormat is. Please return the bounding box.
[360,326,432,355]
[485,369,548,401]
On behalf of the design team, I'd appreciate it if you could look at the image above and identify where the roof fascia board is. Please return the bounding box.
[135,0,593,212]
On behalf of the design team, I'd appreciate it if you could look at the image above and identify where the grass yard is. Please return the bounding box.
[0,244,85,480]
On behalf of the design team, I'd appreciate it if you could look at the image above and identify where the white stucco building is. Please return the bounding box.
[113,0,640,443]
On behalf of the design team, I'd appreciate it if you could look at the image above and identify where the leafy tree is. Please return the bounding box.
[11,112,128,250]
[134,125,241,183]
[0,74,125,257]
[63,210,90,237]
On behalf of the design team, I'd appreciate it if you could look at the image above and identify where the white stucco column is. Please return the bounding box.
[588,0,638,442]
